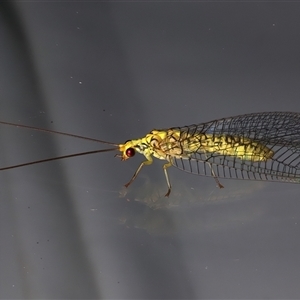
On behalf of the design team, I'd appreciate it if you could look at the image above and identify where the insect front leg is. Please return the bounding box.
[124,157,153,189]
[162,162,172,197]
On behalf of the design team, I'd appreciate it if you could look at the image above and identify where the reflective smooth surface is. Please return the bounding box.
[1,2,300,298]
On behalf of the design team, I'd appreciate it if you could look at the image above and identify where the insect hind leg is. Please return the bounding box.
[204,153,224,189]
[212,173,224,189]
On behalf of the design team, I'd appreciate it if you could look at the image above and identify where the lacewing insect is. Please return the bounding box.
[0,111,300,196]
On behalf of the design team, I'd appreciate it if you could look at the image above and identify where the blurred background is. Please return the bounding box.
[1,1,300,298]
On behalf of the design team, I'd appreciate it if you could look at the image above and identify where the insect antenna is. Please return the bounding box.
[0,120,119,171]
[0,120,119,146]
[0,148,117,171]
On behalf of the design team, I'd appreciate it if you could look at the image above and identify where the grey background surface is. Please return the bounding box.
[1,2,300,299]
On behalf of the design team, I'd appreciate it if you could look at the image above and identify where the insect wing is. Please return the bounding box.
[170,112,300,183]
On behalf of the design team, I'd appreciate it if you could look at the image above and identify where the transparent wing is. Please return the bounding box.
[169,112,300,183]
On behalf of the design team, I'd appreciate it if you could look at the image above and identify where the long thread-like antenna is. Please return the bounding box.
[0,121,119,146]
[0,148,117,171]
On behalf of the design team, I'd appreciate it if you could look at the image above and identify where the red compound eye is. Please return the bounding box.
[125,148,135,157]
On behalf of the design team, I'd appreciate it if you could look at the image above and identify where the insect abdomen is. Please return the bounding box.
[196,134,274,161]
[160,130,274,162]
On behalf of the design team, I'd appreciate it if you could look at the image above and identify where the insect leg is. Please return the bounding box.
[204,152,224,188]
[163,162,172,197]
[212,170,224,189]
[124,158,153,189]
